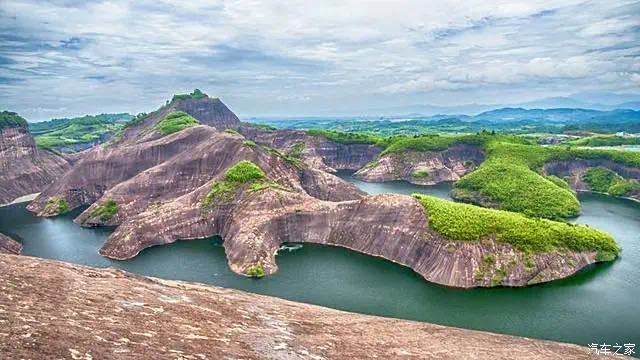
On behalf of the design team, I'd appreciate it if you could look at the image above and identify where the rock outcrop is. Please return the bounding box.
[27,97,612,288]
[0,254,597,359]
[0,233,21,255]
[354,145,484,185]
[0,126,70,204]
[240,126,382,172]
[544,159,640,201]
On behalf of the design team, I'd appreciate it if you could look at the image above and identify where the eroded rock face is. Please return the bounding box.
[544,159,640,201]
[28,99,604,289]
[0,255,593,359]
[354,145,485,185]
[0,233,21,255]
[239,126,382,172]
[100,182,600,288]
[0,127,70,204]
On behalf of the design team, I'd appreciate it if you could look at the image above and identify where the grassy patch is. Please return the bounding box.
[202,160,288,207]
[413,170,430,179]
[45,197,70,214]
[90,199,119,221]
[246,264,265,278]
[413,194,619,256]
[224,128,241,135]
[242,140,257,148]
[155,111,199,135]
[582,167,640,197]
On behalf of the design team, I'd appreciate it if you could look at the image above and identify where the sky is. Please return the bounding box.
[0,0,639,120]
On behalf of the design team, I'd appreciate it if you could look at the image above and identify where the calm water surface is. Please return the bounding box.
[1,174,639,349]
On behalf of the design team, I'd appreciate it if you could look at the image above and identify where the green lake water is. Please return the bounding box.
[1,173,638,350]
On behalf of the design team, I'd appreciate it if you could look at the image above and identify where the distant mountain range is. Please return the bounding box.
[361,92,640,117]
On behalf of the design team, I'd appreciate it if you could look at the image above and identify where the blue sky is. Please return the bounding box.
[0,0,639,120]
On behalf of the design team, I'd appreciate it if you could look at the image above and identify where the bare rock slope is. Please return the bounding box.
[27,97,613,288]
[0,126,70,204]
[354,145,484,185]
[0,254,599,359]
[0,233,21,255]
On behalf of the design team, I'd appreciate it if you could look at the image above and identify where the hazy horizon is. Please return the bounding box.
[1,1,639,120]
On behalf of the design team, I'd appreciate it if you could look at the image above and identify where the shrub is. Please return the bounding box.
[202,161,267,207]
[242,140,257,148]
[45,197,70,214]
[246,263,265,278]
[90,199,119,221]
[288,141,305,158]
[413,194,619,256]
[171,89,208,102]
[0,111,28,130]
[413,170,430,179]
[155,111,199,135]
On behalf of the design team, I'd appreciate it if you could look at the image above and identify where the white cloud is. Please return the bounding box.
[0,0,638,118]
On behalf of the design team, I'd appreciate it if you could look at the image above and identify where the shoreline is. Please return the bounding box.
[0,192,39,208]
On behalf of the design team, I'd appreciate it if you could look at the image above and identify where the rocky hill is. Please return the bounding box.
[0,111,70,204]
[0,254,596,359]
[26,95,619,288]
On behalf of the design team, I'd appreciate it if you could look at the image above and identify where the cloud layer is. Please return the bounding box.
[1,0,638,119]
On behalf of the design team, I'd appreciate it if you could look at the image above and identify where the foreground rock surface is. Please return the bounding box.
[0,255,599,359]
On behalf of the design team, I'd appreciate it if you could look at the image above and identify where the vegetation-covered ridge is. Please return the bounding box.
[202,160,289,207]
[453,141,640,219]
[155,111,199,135]
[582,167,640,197]
[413,194,619,258]
[0,111,28,130]
[171,89,208,103]
[32,113,131,151]
[567,135,640,147]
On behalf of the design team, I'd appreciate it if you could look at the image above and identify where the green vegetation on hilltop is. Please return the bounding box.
[155,111,199,135]
[453,141,640,219]
[381,132,528,155]
[89,199,119,221]
[0,111,28,130]
[413,194,619,258]
[306,129,386,146]
[171,89,208,102]
[567,135,640,147]
[32,113,131,151]
[582,167,640,197]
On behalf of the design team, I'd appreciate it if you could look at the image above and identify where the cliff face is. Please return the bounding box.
[27,99,605,289]
[99,182,599,288]
[0,127,70,204]
[0,233,21,255]
[0,255,593,360]
[240,126,382,172]
[354,145,485,185]
[544,159,640,201]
